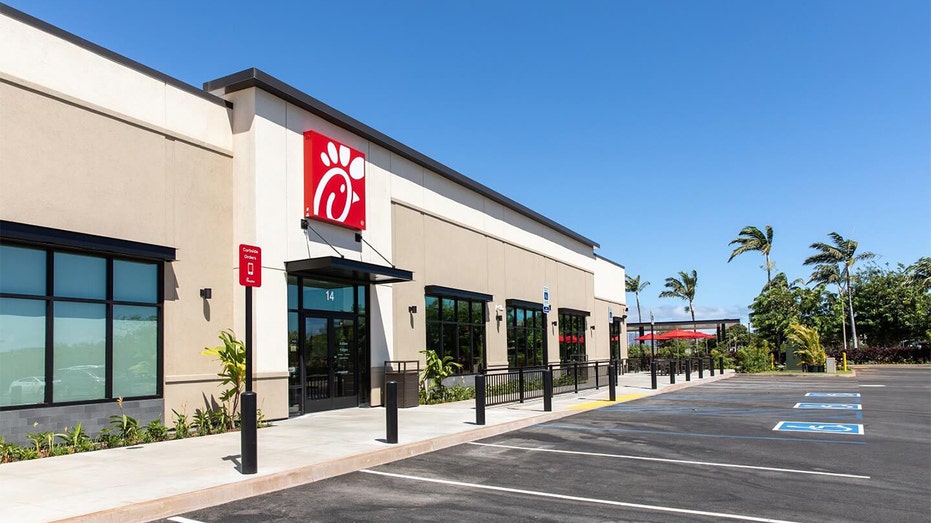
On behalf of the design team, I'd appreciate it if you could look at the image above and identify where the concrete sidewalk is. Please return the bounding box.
[0,369,734,523]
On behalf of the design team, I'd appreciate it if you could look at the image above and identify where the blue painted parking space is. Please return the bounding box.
[805,392,860,398]
[794,402,862,410]
[773,421,864,435]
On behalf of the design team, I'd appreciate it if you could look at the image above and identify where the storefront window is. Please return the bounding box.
[610,320,622,361]
[53,302,107,402]
[558,312,588,363]
[302,279,356,313]
[425,293,486,373]
[0,245,45,295]
[114,260,158,303]
[0,297,46,407]
[506,305,545,368]
[113,305,158,397]
[0,242,163,409]
[54,252,106,299]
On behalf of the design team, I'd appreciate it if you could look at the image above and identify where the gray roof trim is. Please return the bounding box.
[0,3,232,109]
[594,253,626,270]
[204,68,599,249]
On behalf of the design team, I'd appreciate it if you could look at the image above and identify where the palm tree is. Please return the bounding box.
[728,225,775,283]
[808,263,848,353]
[625,274,650,324]
[659,270,698,324]
[803,232,874,351]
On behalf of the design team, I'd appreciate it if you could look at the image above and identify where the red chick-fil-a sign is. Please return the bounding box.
[303,131,366,230]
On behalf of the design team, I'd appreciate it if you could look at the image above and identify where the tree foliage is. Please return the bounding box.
[625,274,650,324]
[804,232,874,349]
[659,270,698,323]
[786,323,826,367]
[728,225,775,282]
[748,273,799,353]
[853,263,931,346]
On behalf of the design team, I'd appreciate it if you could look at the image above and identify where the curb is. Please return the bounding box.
[58,371,735,523]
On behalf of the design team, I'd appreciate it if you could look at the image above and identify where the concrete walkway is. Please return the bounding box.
[0,369,733,523]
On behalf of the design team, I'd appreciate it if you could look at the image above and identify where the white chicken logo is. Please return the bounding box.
[312,140,365,224]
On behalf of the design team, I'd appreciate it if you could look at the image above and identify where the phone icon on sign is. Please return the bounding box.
[247,262,254,276]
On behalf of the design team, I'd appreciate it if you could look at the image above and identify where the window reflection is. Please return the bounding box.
[0,298,46,407]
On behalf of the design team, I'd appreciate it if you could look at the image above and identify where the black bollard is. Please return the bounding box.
[543,369,553,412]
[573,362,579,394]
[475,374,486,425]
[241,391,257,474]
[685,359,691,382]
[608,364,616,401]
[710,357,715,376]
[719,357,725,374]
[698,357,704,379]
[386,381,398,443]
[650,361,658,390]
[669,361,676,384]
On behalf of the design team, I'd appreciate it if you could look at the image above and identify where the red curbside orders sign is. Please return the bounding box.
[239,244,262,287]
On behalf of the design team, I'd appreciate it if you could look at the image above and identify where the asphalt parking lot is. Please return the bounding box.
[161,367,930,523]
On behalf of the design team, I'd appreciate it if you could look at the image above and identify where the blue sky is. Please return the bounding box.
[8,0,929,324]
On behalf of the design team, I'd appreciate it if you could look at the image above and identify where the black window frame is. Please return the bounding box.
[610,318,623,361]
[558,308,590,363]
[505,299,546,368]
[424,287,489,374]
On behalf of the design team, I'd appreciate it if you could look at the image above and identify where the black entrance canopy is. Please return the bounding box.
[285,256,413,284]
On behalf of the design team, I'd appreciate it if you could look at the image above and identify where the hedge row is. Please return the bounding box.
[827,345,931,364]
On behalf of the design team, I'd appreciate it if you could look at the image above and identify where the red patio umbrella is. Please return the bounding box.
[633,333,661,341]
[655,329,714,340]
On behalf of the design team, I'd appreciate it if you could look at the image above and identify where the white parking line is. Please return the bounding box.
[361,469,806,523]
[167,517,205,523]
[469,442,870,479]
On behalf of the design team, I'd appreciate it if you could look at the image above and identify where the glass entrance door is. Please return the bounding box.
[301,315,359,413]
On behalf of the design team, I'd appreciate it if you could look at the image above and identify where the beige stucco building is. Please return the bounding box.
[0,6,626,443]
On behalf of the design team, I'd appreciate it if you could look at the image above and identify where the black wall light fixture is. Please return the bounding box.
[408,305,417,314]
[200,288,212,299]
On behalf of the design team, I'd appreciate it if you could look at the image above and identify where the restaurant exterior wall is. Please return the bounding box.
[0,8,236,442]
[594,255,628,359]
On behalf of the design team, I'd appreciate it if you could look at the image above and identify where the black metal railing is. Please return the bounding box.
[483,366,547,406]
[480,356,718,407]
[483,360,613,407]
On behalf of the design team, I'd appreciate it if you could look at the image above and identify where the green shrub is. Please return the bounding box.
[58,423,93,452]
[96,428,121,449]
[419,349,462,403]
[142,419,169,443]
[109,397,140,445]
[201,330,246,430]
[786,324,826,368]
[172,408,191,439]
[736,343,772,373]
[192,409,214,436]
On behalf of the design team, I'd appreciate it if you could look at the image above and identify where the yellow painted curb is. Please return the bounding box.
[568,393,647,410]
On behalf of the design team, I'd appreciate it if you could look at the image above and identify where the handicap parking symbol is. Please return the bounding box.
[794,403,861,410]
[773,421,864,435]
[805,392,860,398]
